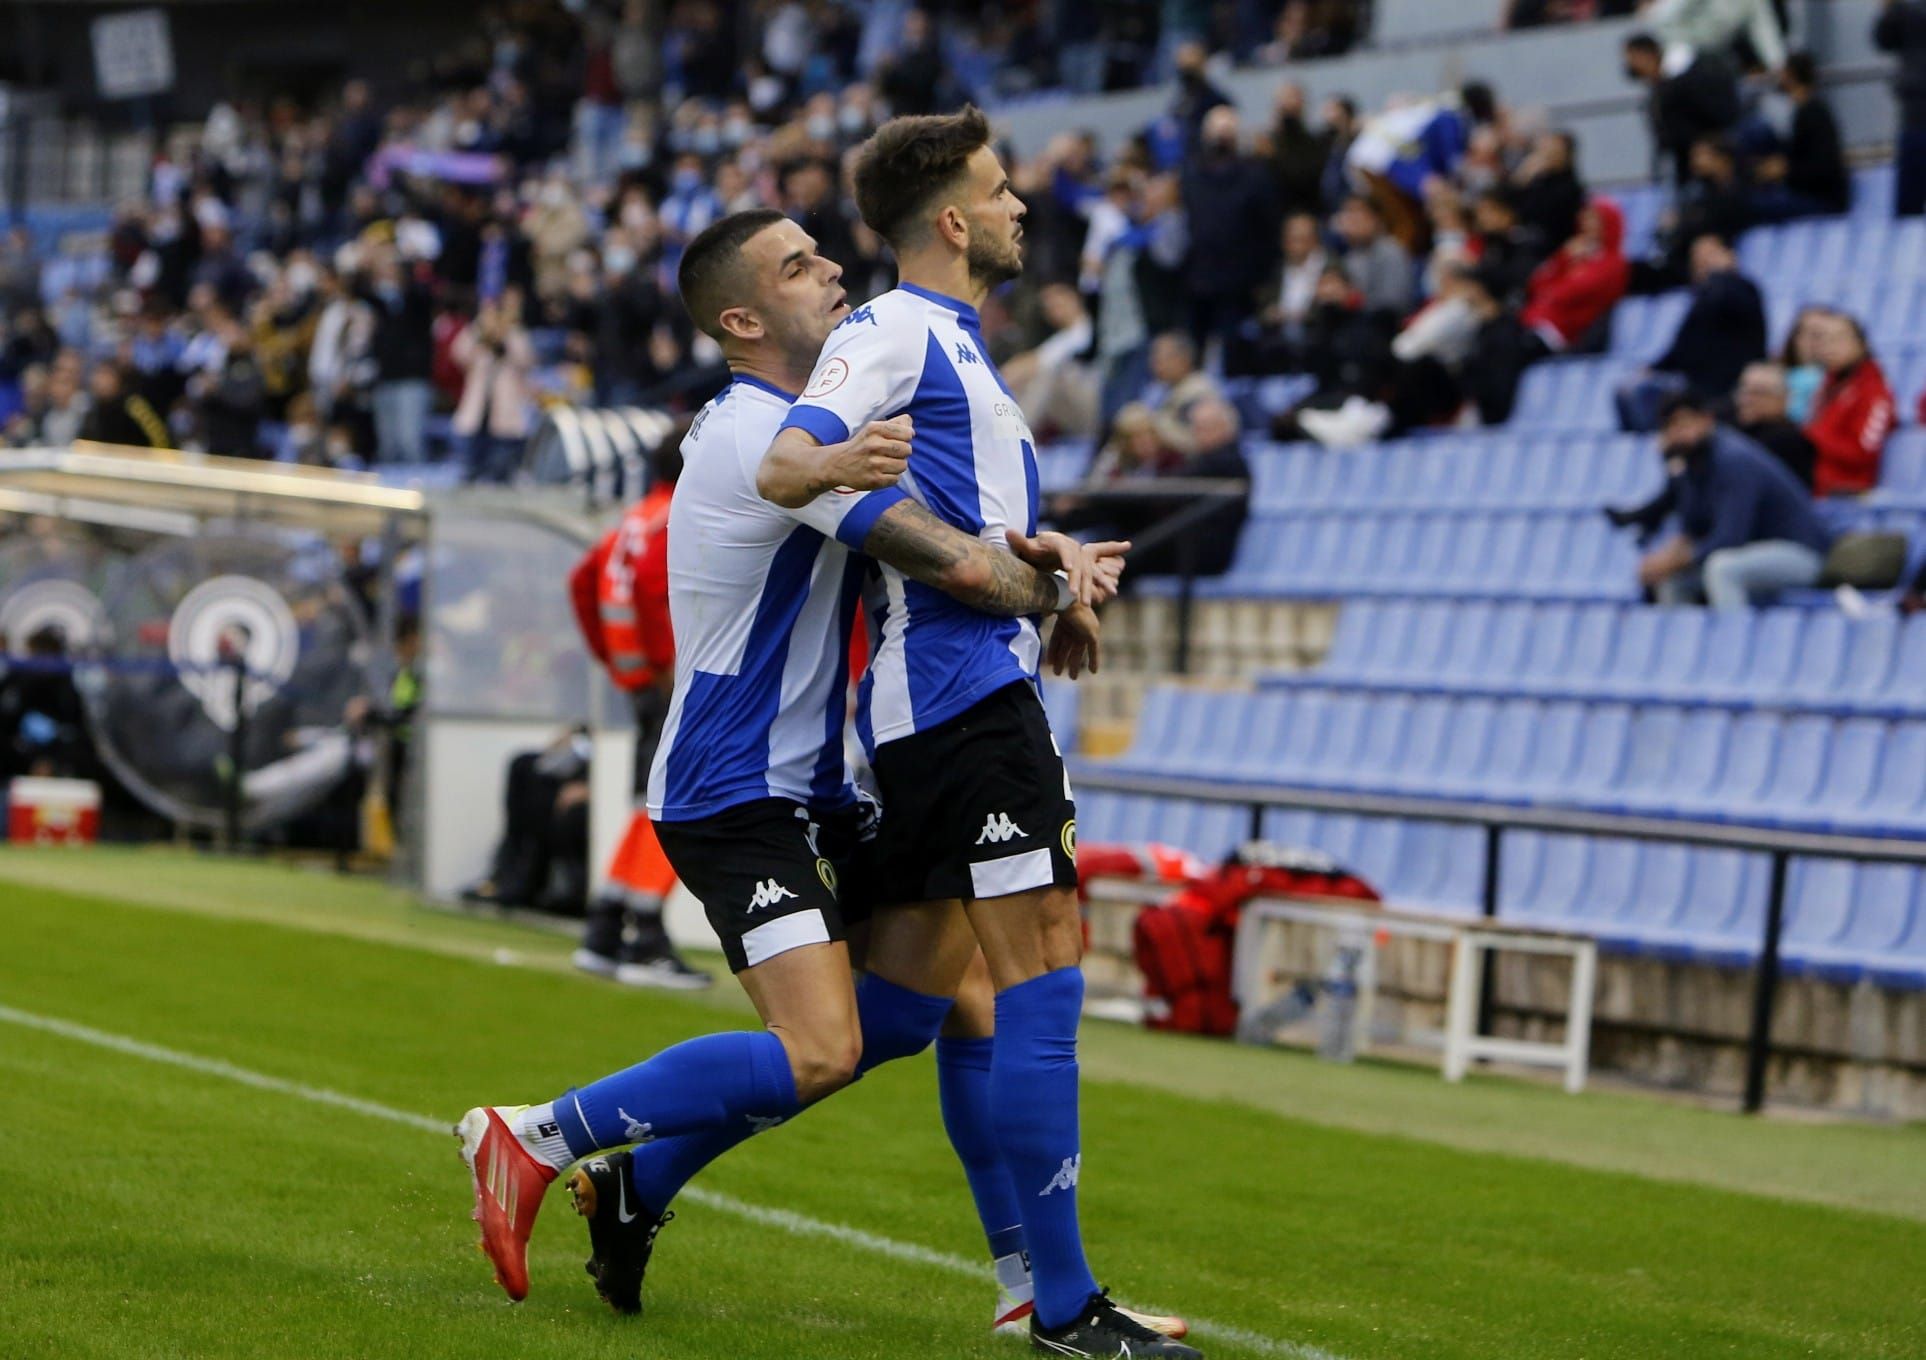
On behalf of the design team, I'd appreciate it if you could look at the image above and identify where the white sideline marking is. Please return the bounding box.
[0,1002,1343,1360]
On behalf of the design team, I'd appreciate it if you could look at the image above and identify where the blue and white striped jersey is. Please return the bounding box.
[777,284,1044,753]
[646,376,905,823]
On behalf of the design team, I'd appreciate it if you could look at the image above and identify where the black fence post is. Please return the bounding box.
[1247,800,1265,845]
[1477,821,1503,1039]
[1743,850,1792,1114]
[223,656,246,852]
[1174,534,1197,675]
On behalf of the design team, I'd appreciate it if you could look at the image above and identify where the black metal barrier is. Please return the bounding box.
[1069,766,1926,1113]
[1046,478,1249,674]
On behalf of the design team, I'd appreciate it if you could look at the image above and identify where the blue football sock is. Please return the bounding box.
[854,972,954,1074]
[552,1029,799,1162]
[993,967,1099,1329]
[937,1035,1026,1261]
[619,974,951,1209]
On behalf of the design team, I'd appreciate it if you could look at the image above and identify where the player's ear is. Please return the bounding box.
[934,202,968,252]
[717,304,762,343]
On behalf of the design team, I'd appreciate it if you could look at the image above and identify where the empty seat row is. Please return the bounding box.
[1276,601,1926,718]
[1737,215,1926,288]
[1076,790,1926,984]
[1117,686,1926,837]
[1209,510,1639,601]
[1509,358,1630,431]
[1246,433,1661,514]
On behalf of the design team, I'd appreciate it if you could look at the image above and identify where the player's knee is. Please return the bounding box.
[787,1031,863,1102]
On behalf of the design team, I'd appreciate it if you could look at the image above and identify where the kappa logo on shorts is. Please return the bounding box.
[747,878,799,912]
[975,812,1027,845]
[1038,1154,1081,1197]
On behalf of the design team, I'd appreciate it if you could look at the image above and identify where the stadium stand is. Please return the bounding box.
[1065,159,1926,997]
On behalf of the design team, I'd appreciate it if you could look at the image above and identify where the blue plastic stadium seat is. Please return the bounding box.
[1778,858,1860,979]
[1688,609,1767,705]
[1855,163,1896,220]
[1348,600,1418,686]
[1621,709,1732,818]
[1596,707,1688,814]
[1641,608,1711,703]
[1598,841,1697,953]
[1880,618,1926,717]
[1125,688,1182,770]
[1809,718,1885,830]
[1511,700,1587,801]
[1512,603,1577,694]
[1733,608,1802,705]
[1829,722,1926,836]
[1825,616,1900,714]
[1539,604,1620,699]
[1341,695,1416,790]
[1786,862,1924,984]
[1432,601,1500,689]
[1563,704,1633,800]
[1868,870,1926,989]
[1498,832,1590,927]
[1723,714,1832,827]
[1591,609,1669,700]
[1450,700,1542,802]
[1393,821,1485,912]
[1878,429,1926,506]
[1673,847,1769,966]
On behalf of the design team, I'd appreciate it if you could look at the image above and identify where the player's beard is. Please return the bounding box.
[965,232,1023,290]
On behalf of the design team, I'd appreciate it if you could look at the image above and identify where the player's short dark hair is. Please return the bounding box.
[1785,50,1818,89]
[676,208,789,343]
[852,105,994,247]
[1624,33,1661,57]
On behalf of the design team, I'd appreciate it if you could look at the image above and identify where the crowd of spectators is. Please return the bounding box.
[0,0,1920,612]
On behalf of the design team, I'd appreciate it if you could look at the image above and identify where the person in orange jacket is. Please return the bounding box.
[574,444,711,989]
[1804,310,1895,496]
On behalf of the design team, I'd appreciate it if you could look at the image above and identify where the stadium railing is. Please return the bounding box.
[1068,763,1926,1113]
[1054,477,1250,672]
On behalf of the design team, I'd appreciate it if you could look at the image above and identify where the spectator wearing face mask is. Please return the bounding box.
[1633,391,1832,608]
[1623,30,1743,185]
[453,290,535,483]
[1180,105,1281,352]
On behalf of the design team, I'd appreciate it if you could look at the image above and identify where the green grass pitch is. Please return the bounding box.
[1,846,1922,1359]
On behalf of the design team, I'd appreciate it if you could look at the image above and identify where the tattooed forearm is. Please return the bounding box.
[862,501,1061,617]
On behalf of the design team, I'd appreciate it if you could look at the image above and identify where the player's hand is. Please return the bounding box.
[1006,530,1130,607]
[828,417,913,492]
[1046,602,1101,680]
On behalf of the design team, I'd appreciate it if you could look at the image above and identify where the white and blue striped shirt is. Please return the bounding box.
[777,284,1044,753]
[646,376,905,822]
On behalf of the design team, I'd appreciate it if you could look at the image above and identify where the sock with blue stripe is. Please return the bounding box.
[992,966,1099,1329]
[937,1035,1026,1261]
[618,973,952,1210]
[547,1029,800,1164]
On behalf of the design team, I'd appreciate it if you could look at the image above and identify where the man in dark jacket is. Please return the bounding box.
[1268,82,1331,219]
[1734,361,1818,486]
[1878,1,1926,214]
[1615,232,1766,430]
[1752,51,1851,219]
[1513,129,1587,247]
[1624,32,1743,184]
[360,247,436,464]
[1181,105,1281,351]
[1636,392,1833,608]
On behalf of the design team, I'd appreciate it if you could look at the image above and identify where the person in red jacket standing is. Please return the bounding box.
[575,446,711,989]
[1804,310,1895,496]
[1520,196,1630,353]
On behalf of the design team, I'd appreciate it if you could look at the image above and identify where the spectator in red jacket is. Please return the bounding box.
[1803,311,1895,496]
[1520,196,1629,352]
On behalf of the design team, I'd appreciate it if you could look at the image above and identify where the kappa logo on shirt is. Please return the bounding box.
[747,878,800,912]
[975,812,1027,845]
[954,341,981,365]
[837,304,877,329]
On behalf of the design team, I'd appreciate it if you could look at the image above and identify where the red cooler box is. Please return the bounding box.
[6,777,102,845]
